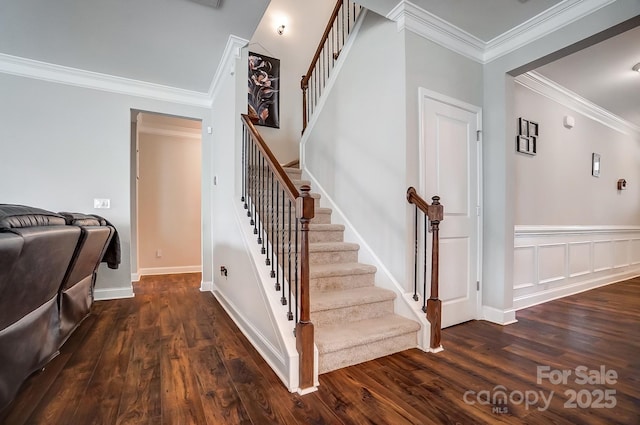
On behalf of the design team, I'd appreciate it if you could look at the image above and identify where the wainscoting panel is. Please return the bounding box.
[513,226,640,310]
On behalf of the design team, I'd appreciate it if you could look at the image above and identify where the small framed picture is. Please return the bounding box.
[518,118,528,136]
[516,135,536,155]
[592,153,600,177]
[528,121,539,137]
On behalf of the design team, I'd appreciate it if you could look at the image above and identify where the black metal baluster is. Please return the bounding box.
[252,145,258,234]
[272,178,278,281]
[287,200,293,320]
[257,156,264,244]
[413,204,419,301]
[248,139,254,221]
[241,127,246,205]
[294,215,299,324]
[422,214,428,313]
[266,170,273,266]
[280,188,287,305]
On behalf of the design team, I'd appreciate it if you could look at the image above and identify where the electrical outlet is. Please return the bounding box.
[94,198,110,209]
[156,249,162,258]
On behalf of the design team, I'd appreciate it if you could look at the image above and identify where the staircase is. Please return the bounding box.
[284,167,420,373]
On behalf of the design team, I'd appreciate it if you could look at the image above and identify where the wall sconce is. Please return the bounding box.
[277,25,285,35]
[633,63,640,73]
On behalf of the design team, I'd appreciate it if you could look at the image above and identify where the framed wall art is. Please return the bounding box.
[248,52,280,128]
[516,117,538,156]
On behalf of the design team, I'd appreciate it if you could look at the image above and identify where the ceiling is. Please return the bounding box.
[0,0,269,93]
[535,25,640,127]
[0,0,636,127]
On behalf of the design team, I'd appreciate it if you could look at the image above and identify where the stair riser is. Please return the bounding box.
[309,250,359,265]
[310,272,374,292]
[318,332,417,374]
[311,300,394,327]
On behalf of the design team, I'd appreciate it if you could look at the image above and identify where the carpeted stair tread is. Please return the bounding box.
[309,242,360,253]
[283,223,344,232]
[311,286,395,312]
[309,262,375,278]
[315,315,421,354]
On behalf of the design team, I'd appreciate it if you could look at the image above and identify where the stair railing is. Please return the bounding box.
[406,187,444,350]
[301,0,363,133]
[241,114,315,390]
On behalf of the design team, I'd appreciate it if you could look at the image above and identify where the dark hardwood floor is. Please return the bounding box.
[1,273,638,424]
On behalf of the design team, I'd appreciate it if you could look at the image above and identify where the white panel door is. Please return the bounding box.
[420,89,480,328]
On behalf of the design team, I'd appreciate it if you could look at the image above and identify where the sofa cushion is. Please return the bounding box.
[0,204,65,229]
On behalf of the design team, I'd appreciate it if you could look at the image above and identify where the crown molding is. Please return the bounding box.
[516,71,640,137]
[387,0,617,64]
[138,123,202,140]
[0,53,211,107]
[387,1,485,62]
[208,35,248,101]
[0,33,248,109]
[484,0,617,62]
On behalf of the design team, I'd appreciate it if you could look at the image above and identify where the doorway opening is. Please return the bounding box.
[130,110,203,282]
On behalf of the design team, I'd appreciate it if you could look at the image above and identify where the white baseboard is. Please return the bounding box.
[482,305,517,325]
[94,286,134,301]
[514,270,640,311]
[138,265,202,276]
[200,280,214,292]
[131,272,140,282]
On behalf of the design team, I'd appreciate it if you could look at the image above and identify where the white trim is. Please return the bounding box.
[200,280,214,292]
[386,0,617,64]
[514,269,640,310]
[0,53,211,107]
[515,225,640,236]
[300,9,367,166]
[138,265,203,276]
[131,272,140,282]
[208,35,248,101]
[0,34,248,108]
[482,305,518,325]
[94,286,135,300]
[137,123,202,140]
[387,1,485,62]
[515,72,640,137]
[484,0,616,62]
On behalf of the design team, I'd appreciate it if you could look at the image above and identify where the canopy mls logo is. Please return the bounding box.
[463,365,618,414]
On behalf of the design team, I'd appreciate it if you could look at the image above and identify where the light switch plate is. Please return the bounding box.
[94,198,111,209]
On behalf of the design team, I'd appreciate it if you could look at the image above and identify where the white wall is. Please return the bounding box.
[513,83,640,226]
[0,73,211,298]
[207,49,298,389]
[248,0,337,163]
[138,117,202,273]
[305,12,408,282]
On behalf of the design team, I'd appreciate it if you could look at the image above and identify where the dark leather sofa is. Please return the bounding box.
[0,205,117,411]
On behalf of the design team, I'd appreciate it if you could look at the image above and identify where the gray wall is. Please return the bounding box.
[0,73,211,296]
[305,12,408,283]
[514,82,640,226]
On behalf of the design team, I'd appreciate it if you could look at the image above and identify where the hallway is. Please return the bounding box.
[2,274,638,424]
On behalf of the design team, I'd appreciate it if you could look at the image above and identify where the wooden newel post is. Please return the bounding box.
[296,185,315,390]
[426,196,443,349]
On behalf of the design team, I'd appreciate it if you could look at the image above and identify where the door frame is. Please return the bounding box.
[417,87,483,321]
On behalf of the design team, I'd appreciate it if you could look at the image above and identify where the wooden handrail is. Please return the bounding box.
[242,114,300,202]
[241,114,315,390]
[301,0,344,89]
[300,0,362,133]
[407,187,443,350]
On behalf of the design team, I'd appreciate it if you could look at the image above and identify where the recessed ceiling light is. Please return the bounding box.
[633,63,640,73]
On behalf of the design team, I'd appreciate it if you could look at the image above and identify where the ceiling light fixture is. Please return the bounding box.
[633,62,640,73]
[277,25,285,35]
